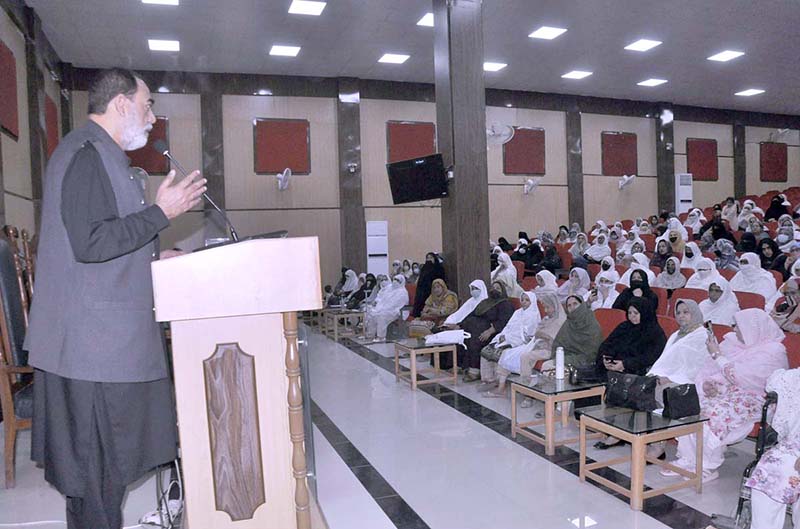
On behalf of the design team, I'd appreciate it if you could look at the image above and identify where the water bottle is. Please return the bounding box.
[555,346,565,380]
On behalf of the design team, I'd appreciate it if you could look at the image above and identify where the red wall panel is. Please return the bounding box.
[254,118,310,174]
[386,121,436,163]
[503,127,545,175]
[686,138,718,181]
[0,38,19,139]
[760,142,788,182]
[45,95,59,160]
[601,131,638,176]
[128,116,169,174]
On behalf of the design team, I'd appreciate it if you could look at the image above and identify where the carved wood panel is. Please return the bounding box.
[203,342,266,521]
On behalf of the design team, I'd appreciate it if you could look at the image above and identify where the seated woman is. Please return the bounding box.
[666,309,789,482]
[730,252,778,302]
[557,267,591,302]
[459,281,515,382]
[511,238,530,262]
[569,233,590,266]
[411,252,446,317]
[534,269,559,294]
[613,269,660,312]
[736,232,758,253]
[686,258,723,290]
[699,277,740,326]
[764,194,791,222]
[758,238,781,271]
[364,274,388,305]
[594,298,667,449]
[479,291,541,396]
[650,239,673,270]
[346,273,377,309]
[364,275,409,341]
[496,292,565,405]
[408,262,420,285]
[616,231,644,263]
[546,295,603,371]
[714,238,740,271]
[577,233,612,267]
[555,225,571,245]
[681,241,702,269]
[771,241,800,282]
[609,221,627,243]
[522,239,544,274]
[684,208,706,233]
[537,244,562,275]
[598,255,615,275]
[653,256,686,295]
[587,270,620,310]
[745,367,800,529]
[408,278,458,336]
[491,252,523,298]
[619,253,654,280]
[327,268,359,306]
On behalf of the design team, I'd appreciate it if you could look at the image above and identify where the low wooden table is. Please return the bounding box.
[510,377,606,455]
[322,309,365,341]
[577,405,707,510]
[393,338,457,391]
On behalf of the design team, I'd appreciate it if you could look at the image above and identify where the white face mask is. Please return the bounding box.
[380,280,390,289]
[470,288,481,299]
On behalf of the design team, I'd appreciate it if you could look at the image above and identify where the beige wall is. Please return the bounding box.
[745,126,800,196]
[0,9,34,233]
[673,121,734,209]
[581,113,657,224]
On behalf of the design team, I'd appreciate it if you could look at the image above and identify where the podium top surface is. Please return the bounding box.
[151,237,323,322]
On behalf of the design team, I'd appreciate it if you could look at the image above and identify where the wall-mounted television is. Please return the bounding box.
[386,153,448,205]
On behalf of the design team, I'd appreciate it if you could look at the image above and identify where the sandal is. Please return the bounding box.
[593,438,623,450]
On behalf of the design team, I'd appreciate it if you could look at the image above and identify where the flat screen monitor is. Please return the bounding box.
[386,153,448,205]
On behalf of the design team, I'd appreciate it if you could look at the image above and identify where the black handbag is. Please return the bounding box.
[662,384,701,420]
[605,372,659,411]
[568,364,605,384]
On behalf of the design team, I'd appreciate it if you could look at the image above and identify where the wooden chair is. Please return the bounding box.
[594,308,627,339]
[2,226,32,329]
[0,236,33,488]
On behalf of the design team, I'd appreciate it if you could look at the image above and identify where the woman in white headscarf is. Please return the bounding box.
[480,291,541,396]
[730,252,778,302]
[658,217,688,242]
[654,256,686,292]
[777,214,800,253]
[686,258,723,290]
[586,270,620,310]
[683,208,706,233]
[364,274,409,341]
[569,233,590,260]
[616,231,644,263]
[699,277,740,326]
[681,242,702,270]
[534,270,558,294]
[443,280,488,326]
[743,198,765,216]
[583,233,612,264]
[619,254,656,286]
[590,220,609,238]
[491,252,523,297]
[557,267,591,302]
[610,221,627,242]
[391,259,402,276]
[598,255,615,275]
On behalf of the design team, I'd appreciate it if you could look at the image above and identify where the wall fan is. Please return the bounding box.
[276,168,292,191]
[618,174,636,190]
[486,123,515,146]
[523,177,542,195]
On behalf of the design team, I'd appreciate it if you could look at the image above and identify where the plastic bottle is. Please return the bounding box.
[555,346,565,380]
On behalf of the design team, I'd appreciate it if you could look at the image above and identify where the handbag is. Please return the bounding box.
[605,372,659,411]
[662,383,701,420]
[480,343,509,362]
[568,364,604,385]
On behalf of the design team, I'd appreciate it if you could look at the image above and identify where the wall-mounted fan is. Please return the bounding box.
[523,177,542,195]
[618,174,636,190]
[486,123,515,146]
[768,128,792,142]
[276,168,292,191]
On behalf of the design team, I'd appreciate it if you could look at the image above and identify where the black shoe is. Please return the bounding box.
[593,439,623,450]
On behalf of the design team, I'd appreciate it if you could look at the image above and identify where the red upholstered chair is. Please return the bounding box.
[513,260,525,282]
[649,265,661,277]
[712,324,734,343]
[680,268,694,281]
[621,219,634,230]
[405,283,416,306]
[558,246,573,277]
[587,264,601,281]
[678,212,689,223]
[615,265,628,277]
[657,315,680,337]
[522,276,537,292]
[719,269,736,281]
[771,270,784,289]
[594,308,627,339]
[608,242,617,256]
[702,252,716,261]
[640,234,656,252]
[557,278,566,287]
[783,333,800,369]
[672,252,683,261]
[731,231,743,243]
[671,287,709,306]
[509,297,521,310]
[734,291,766,310]
[615,283,626,294]
[650,287,669,316]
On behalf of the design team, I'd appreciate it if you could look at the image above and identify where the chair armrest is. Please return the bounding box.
[6,366,33,374]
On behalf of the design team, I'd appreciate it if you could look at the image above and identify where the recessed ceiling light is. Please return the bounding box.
[707,50,745,62]
[148,39,180,52]
[528,26,568,40]
[483,62,507,72]
[735,88,765,97]
[379,53,410,64]
[625,39,662,52]
[417,13,434,27]
[142,0,179,5]
[270,45,301,57]
[637,78,668,87]
[288,0,326,16]
[562,70,592,79]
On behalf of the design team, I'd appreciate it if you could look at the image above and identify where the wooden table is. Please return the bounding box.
[511,377,606,455]
[577,405,707,510]
[393,338,457,391]
[322,309,365,341]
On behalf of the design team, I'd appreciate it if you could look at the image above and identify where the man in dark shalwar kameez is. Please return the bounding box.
[24,68,208,529]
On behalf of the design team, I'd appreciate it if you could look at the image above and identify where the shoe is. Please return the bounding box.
[140,499,182,526]
[482,390,507,398]
[463,372,480,383]
[646,441,666,460]
[593,437,623,450]
[659,459,690,477]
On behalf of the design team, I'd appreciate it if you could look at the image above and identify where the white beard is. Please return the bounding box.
[120,108,151,151]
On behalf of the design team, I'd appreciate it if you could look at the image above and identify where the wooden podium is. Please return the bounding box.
[151,237,322,529]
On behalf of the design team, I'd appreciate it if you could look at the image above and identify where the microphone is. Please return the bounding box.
[153,140,239,242]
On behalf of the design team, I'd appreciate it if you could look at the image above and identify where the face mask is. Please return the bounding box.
[778,234,791,244]
[412,266,419,273]
[630,279,644,289]
[381,280,390,289]
[669,235,677,242]
[601,262,611,271]
[518,248,526,254]
[489,289,502,299]
[714,249,722,257]
[685,250,693,258]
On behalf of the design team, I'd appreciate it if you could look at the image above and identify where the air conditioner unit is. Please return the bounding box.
[675,173,693,214]
[366,221,389,277]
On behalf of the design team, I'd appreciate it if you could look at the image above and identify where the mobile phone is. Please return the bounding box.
[704,321,717,341]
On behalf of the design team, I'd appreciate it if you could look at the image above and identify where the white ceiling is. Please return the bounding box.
[26,0,800,115]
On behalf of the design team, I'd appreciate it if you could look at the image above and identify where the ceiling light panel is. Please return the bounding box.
[562,70,592,79]
[379,53,410,64]
[735,88,765,96]
[148,39,180,51]
[417,13,434,27]
[528,26,567,40]
[624,39,662,52]
[707,50,745,62]
[483,62,507,72]
[637,78,668,87]
[270,45,301,57]
[288,1,326,16]
[141,0,179,4]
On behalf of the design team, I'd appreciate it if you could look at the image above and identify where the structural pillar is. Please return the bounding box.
[433,0,490,300]
[336,78,367,272]
[565,108,584,228]
[23,7,45,231]
[200,85,227,240]
[655,104,675,213]
[733,122,747,198]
